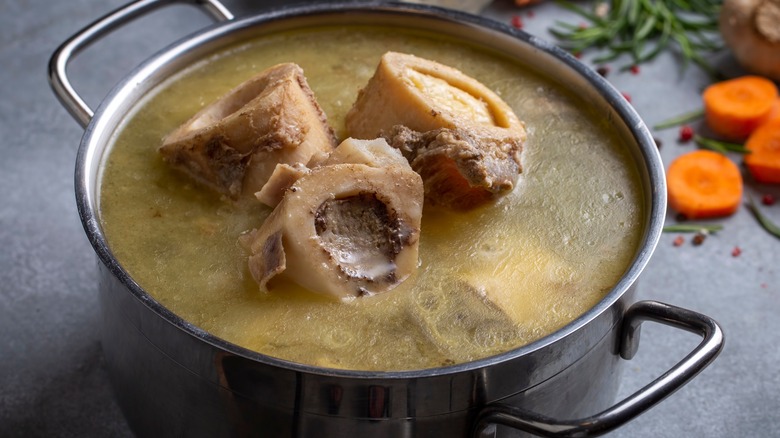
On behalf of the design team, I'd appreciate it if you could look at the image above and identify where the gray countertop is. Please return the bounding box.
[1,0,778,436]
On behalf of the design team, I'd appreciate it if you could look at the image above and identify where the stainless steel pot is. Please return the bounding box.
[49,1,724,436]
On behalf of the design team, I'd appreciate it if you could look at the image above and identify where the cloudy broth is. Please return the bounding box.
[99,26,644,371]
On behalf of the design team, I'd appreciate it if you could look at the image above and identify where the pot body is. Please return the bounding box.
[98,260,630,438]
[57,2,701,437]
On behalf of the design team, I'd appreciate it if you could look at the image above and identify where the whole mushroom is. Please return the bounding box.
[720,0,780,81]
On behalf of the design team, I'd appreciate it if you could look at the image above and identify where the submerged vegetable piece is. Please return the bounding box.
[159,63,337,199]
[408,239,582,361]
[702,75,778,141]
[745,119,780,183]
[667,150,744,219]
[241,138,424,301]
[345,52,526,210]
[385,125,521,210]
[410,278,519,359]
[458,254,581,325]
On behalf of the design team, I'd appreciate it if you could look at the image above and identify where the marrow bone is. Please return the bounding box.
[241,138,424,301]
[159,63,336,199]
[346,52,526,210]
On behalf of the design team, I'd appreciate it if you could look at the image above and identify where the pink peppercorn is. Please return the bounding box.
[679,125,694,142]
[762,194,776,206]
[511,16,523,29]
[630,65,640,74]
[732,246,742,257]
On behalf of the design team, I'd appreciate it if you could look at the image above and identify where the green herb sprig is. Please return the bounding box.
[694,135,751,154]
[653,108,705,130]
[747,196,780,240]
[663,224,723,233]
[551,0,723,75]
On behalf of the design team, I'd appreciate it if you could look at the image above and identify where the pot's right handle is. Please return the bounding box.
[48,0,234,128]
[474,300,724,437]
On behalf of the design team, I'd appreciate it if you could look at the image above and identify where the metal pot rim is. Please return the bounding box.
[72,1,667,380]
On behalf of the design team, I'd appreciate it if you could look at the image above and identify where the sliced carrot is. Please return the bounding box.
[702,75,778,141]
[745,119,780,184]
[667,150,743,219]
[767,98,780,124]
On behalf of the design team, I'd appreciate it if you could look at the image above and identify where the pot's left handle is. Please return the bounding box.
[48,0,234,128]
[473,300,724,437]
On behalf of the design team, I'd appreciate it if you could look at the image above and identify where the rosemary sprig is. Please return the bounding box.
[694,135,751,154]
[653,108,705,130]
[747,196,780,240]
[551,0,723,74]
[663,224,723,233]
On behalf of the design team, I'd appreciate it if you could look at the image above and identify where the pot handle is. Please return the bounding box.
[48,0,234,128]
[473,300,724,437]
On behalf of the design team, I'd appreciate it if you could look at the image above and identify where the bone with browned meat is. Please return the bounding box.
[159,63,336,199]
[346,52,526,210]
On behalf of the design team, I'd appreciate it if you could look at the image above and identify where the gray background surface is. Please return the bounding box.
[1,0,778,436]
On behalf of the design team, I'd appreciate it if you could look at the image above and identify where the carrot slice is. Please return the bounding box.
[745,119,780,184]
[702,75,778,141]
[667,150,743,219]
[767,98,780,124]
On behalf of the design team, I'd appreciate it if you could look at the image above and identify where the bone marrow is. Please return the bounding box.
[315,193,410,284]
